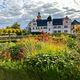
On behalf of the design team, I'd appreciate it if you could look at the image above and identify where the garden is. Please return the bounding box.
[0,32,80,80]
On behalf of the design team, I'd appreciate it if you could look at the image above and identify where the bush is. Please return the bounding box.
[24,53,80,80]
[66,37,78,49]
[0,52,80,80]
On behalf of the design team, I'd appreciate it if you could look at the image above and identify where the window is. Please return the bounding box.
[33,23,36,25]
[64,26,68,28]
[64,30,68,32]
[66,21,68,23]
[36,27,38,29]
[37,27,39,29]
[49,29,50,31]
[41,27,42,29]
[58,26,61,28]
[54,26,57,28]
[44,27,47,29]
[58,30,61,33]
[54,31,57,33]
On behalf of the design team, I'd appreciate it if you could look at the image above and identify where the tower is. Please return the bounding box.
[63,16,72,33]
[47,15,52,22]
[37,12,41,20]
[47,15,52,25]
[47,15,53,33]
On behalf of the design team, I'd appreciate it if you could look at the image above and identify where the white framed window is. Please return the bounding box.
[64,30,68,32]
[44,27,47,29]
[58,26,61,28]
[54,26,57,28]
[58,30,61,32]
[54,30,57,33]
[64,26,68,28]
[49,29,50,31]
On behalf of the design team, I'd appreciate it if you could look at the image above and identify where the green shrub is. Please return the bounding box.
[24,53,80,80]
[66,37,78,49]
[0,52,80,80]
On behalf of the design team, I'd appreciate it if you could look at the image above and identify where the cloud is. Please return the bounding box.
[0,0,80,28]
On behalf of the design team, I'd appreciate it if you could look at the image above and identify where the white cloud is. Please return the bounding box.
[0,0,80,27]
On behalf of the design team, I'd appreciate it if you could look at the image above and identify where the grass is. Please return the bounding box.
[0,33,79,80]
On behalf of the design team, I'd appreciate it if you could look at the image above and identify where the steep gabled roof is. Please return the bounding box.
[53,18,63,25]
[47,16,52,22]
[71,20,80,25]
[37,19,47,26]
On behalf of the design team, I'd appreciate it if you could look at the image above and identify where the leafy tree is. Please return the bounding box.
[11,22,21,29]
[22,29,27,35]
[73,25,80,33]
[6,26,11,29]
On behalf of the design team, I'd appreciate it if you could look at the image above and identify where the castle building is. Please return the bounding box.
[29,12,80,34]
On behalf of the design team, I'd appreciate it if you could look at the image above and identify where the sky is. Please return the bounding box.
[0,0,80,28]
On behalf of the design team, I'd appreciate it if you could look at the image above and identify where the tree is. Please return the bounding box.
[73,25,80,33]
[0,29,3,35]
[6,26,11,29]
[11,22,21,29]
[73,25,80,41]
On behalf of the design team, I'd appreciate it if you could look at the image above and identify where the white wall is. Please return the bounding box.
[30,18,72,34]
[47,21,53,33]
[63,18,72,33]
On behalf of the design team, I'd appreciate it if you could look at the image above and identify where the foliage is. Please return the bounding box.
[11,22,21,29]
[16,29,27,35]
[24,53,80,80]
[66,37,78,49]
[0,52,80,80]
[0,33,79,80]
[35,32,50,41]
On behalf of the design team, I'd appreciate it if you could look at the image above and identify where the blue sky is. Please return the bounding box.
[0,0,80,28]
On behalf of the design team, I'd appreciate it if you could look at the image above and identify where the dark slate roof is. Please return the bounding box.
[37,19,47,26]
[53,18,63,25]
[36,18,63,26]
[71,20,80,25]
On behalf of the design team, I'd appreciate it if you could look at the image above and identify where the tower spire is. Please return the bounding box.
[37,12,41,20]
